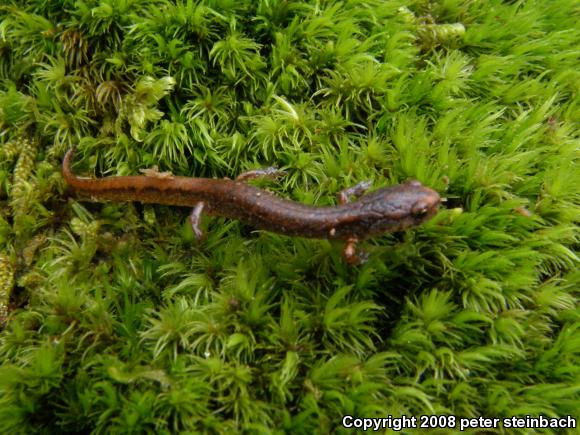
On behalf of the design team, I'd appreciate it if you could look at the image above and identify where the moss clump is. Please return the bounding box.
[0,0,578,433]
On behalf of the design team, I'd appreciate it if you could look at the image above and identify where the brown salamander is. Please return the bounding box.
[63,147,440,263]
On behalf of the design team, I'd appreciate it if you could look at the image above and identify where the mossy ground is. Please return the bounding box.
[0,1,578,433]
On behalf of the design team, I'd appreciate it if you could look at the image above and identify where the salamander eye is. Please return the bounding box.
[406,180,423,188]
[411,200,429,216]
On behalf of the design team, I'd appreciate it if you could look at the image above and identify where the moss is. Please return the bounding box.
[0,0,578,432]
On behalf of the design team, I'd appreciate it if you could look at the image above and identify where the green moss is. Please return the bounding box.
[0,0,578,432]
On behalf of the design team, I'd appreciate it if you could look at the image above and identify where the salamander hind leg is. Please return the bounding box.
[338,180,373,205]
[139,166,174,179]
[236,167,287,181]
[189,202,205,241]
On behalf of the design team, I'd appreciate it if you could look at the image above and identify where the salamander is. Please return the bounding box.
[63,147,440,263]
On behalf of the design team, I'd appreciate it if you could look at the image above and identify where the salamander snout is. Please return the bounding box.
[411,192,440,216]
[408,184,440,223]
[412,198,433,216]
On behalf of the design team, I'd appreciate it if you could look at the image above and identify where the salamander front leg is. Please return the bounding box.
[338,180,373,205]
[343,237,359,265]
[342,237,369,265]
[236,167,287,181]
[189,202,205,241]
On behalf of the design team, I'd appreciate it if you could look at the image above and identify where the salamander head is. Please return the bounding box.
[357,180,441,236]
